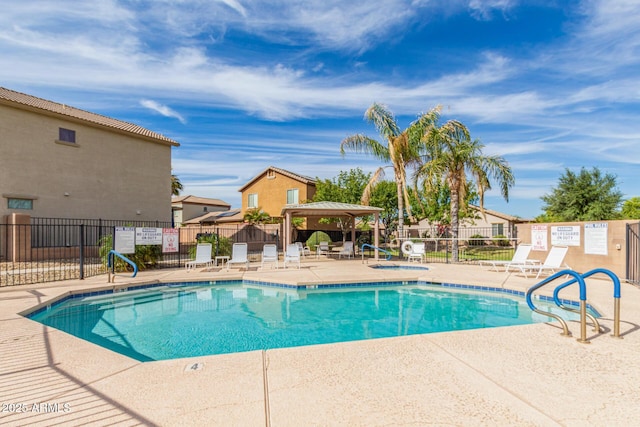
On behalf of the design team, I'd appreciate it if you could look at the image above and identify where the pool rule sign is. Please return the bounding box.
[114,227,135,254]
[162,228,179,253]
[135,227,163,245]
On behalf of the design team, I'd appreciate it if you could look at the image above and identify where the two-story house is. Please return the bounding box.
[1,87,179,221]
[238,166,317,226]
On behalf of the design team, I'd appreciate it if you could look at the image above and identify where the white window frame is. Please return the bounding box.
[248,193,258,208]
[286,188,299,205]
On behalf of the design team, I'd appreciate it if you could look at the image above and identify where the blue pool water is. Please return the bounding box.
[27,281,584,362]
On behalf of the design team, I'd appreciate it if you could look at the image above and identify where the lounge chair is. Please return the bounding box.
[261,244,279,269]
[316,241,330,258]
[185,243,213,271]
[479,244,535,272]
[295,242,311,258]
[227,243,250,271]
[338,241,355,259]
[405,242,426,263]
[284,243,301,269]
[517,246,570,279]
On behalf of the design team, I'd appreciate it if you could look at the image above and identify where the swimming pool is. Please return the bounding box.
[26,280,586,362]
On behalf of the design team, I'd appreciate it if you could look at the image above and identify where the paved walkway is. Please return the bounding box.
[1,259,639,426]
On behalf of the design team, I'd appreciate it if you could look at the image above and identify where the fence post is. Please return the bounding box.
[79,224,85,279]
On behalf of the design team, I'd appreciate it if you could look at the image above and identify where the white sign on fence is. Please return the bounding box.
[135,227,163,245]
[114,227,135,254]
[162,228,179,253]
[584,223,608,255]
[531,224,548,251]
[551,226,581,246]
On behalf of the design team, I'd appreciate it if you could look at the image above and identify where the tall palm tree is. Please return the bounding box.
[418,120,515,261]
[340,103,440,239]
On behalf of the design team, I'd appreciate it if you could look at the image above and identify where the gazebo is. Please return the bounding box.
[281,201,384,260]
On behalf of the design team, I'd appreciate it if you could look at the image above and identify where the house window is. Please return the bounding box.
[267,170,276,179]
[59,128,76,143]
[203,206,208,212]
[491,223,504,236]
[8,198,33,210]
[248,193,258,208]
[287,189,299,204]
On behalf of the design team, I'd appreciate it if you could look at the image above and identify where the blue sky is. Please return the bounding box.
[2,0,639,219]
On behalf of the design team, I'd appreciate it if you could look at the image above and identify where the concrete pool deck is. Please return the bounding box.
[1,259,639,426]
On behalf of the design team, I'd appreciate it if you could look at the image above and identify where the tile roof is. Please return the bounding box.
[238,166,316,192]
[172,195,230,207]
[0,86,179,146]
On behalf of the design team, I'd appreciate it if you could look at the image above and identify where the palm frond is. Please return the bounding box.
[340,134,390,161]
[365,103,401,140]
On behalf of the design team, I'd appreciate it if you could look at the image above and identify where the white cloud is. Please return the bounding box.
[140,100,186,124]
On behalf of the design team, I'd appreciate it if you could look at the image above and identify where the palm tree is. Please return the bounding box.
[418,120,514,261]
[171,174,183,196]
[340,103,440,239]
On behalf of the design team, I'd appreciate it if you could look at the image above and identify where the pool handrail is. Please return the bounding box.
[525,269,586,340]
[360,243,392,262]
[107,250,138,280]
[552,268,621,338]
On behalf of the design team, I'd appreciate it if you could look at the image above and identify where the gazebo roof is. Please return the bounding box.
[281,201,383,217]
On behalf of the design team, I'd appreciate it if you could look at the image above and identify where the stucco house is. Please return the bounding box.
[0,87,179,221]
[238,166,317,226]
[171,195,231,226]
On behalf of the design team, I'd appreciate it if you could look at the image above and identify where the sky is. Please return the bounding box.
[1,0,639,219]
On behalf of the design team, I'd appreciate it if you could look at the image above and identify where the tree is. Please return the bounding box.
[313,168,371,241]
[367,180,398,242]
[418,119,514,261]
[621,197,640,219]
[243,207,271,225]
[341,103,441,238]
[539,167,623,221]
[171,173,183,196]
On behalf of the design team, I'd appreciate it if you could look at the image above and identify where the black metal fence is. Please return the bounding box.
[1,217,521,287]
[626,222,640,284]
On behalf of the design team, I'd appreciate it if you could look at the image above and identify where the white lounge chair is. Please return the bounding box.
[227,243,250,271]
[316,241,330,258]
[338,241,355,259]
[185,243,213,271]
[518,246,570,279]
[405,242,426,263]
[295,242,311,258]
[284,243,301,269]
[479,244,535,272]
[261,244,279,269]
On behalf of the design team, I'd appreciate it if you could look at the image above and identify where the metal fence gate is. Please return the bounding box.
[626,222,640,284]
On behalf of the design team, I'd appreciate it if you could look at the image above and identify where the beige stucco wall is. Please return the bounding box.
[516,220,630,278]
[1,103,174,221]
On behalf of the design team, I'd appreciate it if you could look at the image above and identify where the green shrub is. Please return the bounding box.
[188,233,232,259]
[467,234,487,246]
[98,234,161,271]
[492,234,511,247]
[306,231,332,251]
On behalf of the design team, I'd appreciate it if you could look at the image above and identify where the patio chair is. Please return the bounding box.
[478,244,535,272]
[406,242,426,263]
[517,246,570,279]
[261,244,279,269]
[316,241,330,258]
[284,243,301,269]
[338,241,355,259]
[185,243,213,271]
[295,241,312,258]
[227,243,250,271]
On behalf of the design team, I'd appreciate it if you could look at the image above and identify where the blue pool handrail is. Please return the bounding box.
[107,250,138,278]
[525,269,585,339]
[552,268,621,339]
[360,243,393,261]
[526,268,623,343]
